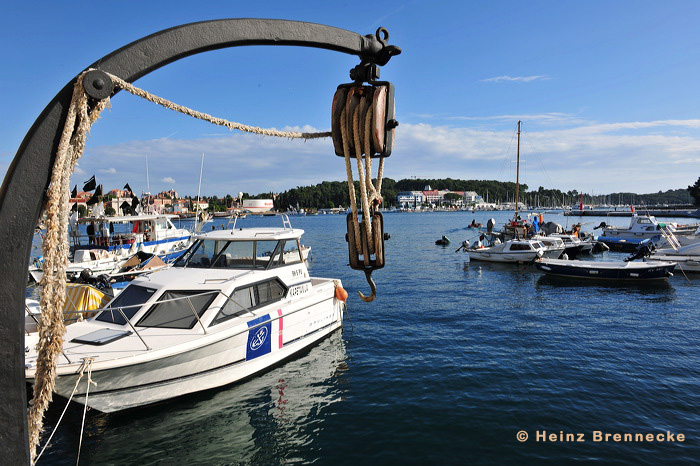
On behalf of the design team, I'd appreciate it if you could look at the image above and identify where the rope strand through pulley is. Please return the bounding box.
[332,69,397,302]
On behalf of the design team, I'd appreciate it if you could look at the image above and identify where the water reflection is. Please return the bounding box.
[41,332,348,465]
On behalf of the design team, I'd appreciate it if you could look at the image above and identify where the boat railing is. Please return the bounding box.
[70,230,139,249]
[659,226,681,252]
[281,214,292,230]
[43,288,259,362]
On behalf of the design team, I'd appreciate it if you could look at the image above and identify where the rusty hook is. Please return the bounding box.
[358,270,377,302]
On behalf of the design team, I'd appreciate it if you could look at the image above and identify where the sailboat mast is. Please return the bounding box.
[515,120,521,219]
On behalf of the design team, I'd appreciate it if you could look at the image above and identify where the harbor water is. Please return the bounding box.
[33,211,699,464]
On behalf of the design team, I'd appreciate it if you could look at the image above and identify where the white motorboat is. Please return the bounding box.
[599,215,698,241]
[645,241,700,272]
[25,221,346,413]
[29,213,192,282]
[549,233,592,256]
[467,238,559,263]
[530,235,566,258]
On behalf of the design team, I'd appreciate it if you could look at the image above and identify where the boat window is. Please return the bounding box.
[96,285,157,325]
[210,279,287,326]
[137,291,217,329]
[279,240,303,266]
[638,218,652,224]
[255,240,280,270]
[508,243,533,251]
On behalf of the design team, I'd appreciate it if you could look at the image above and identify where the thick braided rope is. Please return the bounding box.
[28,72,108,463]
[340,102,362,253]
[103,71,331,140]
[341,88,385,257]
[352,99,374,255]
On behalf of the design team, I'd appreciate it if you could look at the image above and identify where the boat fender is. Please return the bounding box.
[335,285,349,302]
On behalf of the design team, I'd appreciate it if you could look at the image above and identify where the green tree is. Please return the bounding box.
[689,177,700,206]
[104,205,116,216]
[444,192,462,205]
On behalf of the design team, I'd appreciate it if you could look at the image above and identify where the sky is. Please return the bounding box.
[1,1,700,198]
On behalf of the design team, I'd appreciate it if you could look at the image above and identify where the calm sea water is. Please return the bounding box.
[34,211,700,464]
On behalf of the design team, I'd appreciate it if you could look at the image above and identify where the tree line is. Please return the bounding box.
[270,178,697,210]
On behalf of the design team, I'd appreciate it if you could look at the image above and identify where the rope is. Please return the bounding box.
[29,72,108,463]
[77,359,96,465]
[340,87,385,255]
[34,358,95,464]
[28,68,333,462]
[102,71,331,140]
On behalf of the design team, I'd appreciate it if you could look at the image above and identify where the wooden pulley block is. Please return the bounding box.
[345,211,386,271]
[332,82,397,158]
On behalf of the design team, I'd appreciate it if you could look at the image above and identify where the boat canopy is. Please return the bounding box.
[176,228,305,270]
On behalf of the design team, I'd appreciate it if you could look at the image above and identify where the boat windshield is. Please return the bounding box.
[96,285,157,325]
[175,239,282,270]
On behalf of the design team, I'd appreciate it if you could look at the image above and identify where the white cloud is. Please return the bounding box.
[63,119,700,196]
[98,167,117,174]
[481,75,550,83]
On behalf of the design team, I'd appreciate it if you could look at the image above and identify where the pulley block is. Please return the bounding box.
[332,82,397,158]
[346,211,386,271]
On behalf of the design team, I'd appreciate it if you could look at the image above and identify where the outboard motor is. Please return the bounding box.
[625,241,655,262]
[541,221,564,235]
[486,218,496,233]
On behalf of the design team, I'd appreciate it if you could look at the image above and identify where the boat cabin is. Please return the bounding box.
[93,227,309,330]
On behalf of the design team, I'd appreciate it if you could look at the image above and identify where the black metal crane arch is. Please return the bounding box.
[0,19,400,462]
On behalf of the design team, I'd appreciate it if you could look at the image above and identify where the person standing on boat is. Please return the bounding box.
[87,222,96,245]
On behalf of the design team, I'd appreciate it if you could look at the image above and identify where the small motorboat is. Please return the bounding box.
[25,218,345,413]
[534,258,676,281]
[467,238,560,264]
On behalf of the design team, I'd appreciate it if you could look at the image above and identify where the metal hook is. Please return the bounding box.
[358,270,377,302]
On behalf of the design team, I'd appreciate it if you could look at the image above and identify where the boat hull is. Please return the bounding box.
[27,288,343,413]
[645,255,700,273]
[535,259,676,281]
[595,236,653,253]
[468,250,542,263]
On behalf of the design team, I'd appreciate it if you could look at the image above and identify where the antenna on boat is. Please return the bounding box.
[146,154,151,194]
[515,120,521,221]
[194,153,205,232]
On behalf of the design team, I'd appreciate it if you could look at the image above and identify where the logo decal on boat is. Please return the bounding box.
[250,327,269,351]
[246,314,272,360]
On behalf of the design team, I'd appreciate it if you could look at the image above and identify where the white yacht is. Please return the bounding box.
[25,222,345,412]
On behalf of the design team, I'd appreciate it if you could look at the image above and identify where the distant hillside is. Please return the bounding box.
[271,178,694,210]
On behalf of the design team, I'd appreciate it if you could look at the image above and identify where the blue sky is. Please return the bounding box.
[2,1,700,197]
